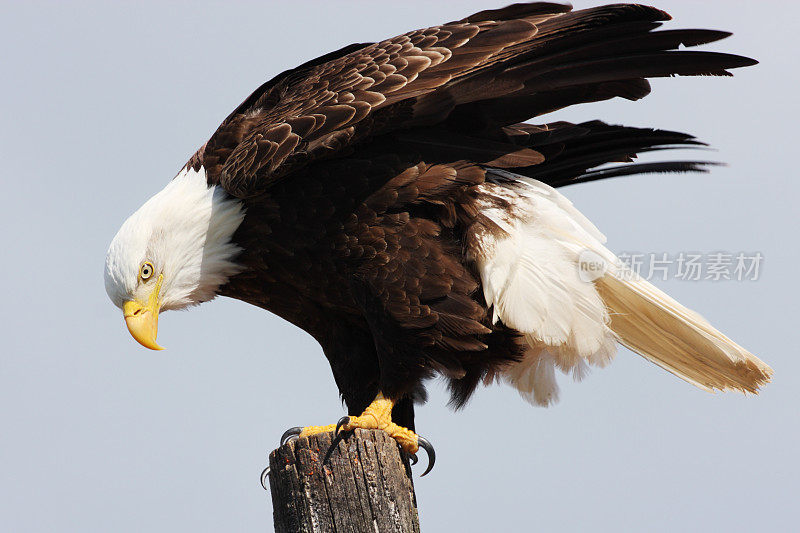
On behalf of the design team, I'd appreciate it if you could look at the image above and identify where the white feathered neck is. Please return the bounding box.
[104,166,245,311]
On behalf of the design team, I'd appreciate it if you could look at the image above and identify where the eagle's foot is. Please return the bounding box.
[335,393,435,476]
[334,393,417,451]
[334,415,436,476]
[279,393,435,476]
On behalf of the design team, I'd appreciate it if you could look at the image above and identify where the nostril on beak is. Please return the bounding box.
[132,308,144,316]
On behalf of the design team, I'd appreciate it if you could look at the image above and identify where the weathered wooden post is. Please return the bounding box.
[266,429,421,533]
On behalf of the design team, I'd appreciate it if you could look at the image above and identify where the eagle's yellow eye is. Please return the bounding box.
[140,262,154,280]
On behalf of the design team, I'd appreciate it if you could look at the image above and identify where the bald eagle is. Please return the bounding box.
[105,3,772,474]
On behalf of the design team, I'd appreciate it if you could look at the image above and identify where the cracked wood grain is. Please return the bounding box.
[268,429,420,533]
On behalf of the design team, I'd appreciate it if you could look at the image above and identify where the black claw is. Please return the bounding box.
[324,418,352,465]
[334,416,351,437]
[400,450,418,466]
[417,435,436,477]
[260,466,270,490]
[280,427,303,446]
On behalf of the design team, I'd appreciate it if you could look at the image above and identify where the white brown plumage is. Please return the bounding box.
[472,171,770,405]
[105,3,771,435]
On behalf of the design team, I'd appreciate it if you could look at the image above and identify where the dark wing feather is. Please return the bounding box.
[199,14,549,197]
[391,120,712,187]
[189,3,755,198]
[457,2,573,24]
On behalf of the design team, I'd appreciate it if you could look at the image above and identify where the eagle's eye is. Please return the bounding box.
[140,261,154,280]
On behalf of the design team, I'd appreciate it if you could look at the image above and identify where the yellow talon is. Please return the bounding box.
[282,392,435,475]
[337,393,419,454]
[288,393,419,453]
[297,424,338,438]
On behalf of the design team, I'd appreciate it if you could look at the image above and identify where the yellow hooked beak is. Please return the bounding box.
[122,274,164,351]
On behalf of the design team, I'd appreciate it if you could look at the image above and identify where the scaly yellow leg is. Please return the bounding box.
[296,423,338,438]
[282,392,435,475]
[295,393,417,452]
[337,393,420,453]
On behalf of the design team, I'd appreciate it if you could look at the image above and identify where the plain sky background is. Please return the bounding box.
[1,1,797,531]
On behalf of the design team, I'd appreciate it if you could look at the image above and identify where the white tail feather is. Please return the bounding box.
[596,273,772,393]
[471,171,772,406]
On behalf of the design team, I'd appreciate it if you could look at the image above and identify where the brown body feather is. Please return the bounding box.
[186,3,764,419]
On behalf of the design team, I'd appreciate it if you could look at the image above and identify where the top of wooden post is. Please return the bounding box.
[267,428,421,533]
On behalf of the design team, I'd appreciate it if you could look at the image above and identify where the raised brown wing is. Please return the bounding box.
[195,4,572,197]
[190,3,754,198]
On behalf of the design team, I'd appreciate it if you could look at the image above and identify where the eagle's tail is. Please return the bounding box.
[595,272,772,394]
[471,171,772,406]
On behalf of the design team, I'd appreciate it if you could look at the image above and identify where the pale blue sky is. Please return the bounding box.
[1,1,797,531]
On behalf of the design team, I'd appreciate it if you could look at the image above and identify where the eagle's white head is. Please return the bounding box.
[104,166,245,349]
